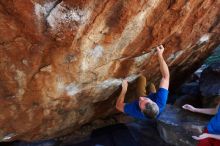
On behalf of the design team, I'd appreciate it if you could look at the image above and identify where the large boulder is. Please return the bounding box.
[0,0,219,141]
[200,62,220,97]
[174,94,202,108]
[202,96,220,108]
[157,105,210,146]
[179,82,200,96]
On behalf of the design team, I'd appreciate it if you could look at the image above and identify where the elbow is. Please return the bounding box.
[163,74,170,80]
[116,101,120,110]
[166,74,170,80]
[165,71,170,79]
[116,105,119,111]
[115,102,123,112]
[115,103,119,110]
[116,104,120,111]
[164,69,170,79]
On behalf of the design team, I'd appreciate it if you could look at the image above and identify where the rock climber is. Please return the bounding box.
[116,45,169,120]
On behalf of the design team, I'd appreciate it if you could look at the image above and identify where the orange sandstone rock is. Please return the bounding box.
[0,0,219,141]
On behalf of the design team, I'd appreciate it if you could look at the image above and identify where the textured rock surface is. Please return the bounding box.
[0,0,219,141]
[157,105,210,146]
[179,82,200,96]
[200,62,220,97]
[174,94,202,108]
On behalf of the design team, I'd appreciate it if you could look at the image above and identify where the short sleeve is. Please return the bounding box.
[124,100,147,120]
[146,93,156,102]
[155,88,169,113]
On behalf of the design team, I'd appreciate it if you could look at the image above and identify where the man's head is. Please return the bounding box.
[139,96,159,119]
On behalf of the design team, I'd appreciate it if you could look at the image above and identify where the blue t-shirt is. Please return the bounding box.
[207,106,220,134]
[124,88,169,120]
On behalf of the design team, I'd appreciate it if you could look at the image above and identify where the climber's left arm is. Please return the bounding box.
[116,80,128,113]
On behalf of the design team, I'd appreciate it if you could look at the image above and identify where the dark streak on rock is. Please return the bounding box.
[167,0,176,9]
[45,0,63,30]
[105,0,123,28]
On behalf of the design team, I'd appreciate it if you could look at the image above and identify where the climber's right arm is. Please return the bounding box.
[157,45,170,90]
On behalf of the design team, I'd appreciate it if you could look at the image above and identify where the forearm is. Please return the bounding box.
[116,90,126,112]
[194,108,217,115]
[208,133,220,140]
[158,55,170,79]
[116,90,126,105]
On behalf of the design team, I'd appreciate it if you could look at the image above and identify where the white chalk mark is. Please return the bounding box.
[198,34,210,44]
[34,1,58,19]
[90,45,104,59]
[46,2,90,30]
[65,83,80,96]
